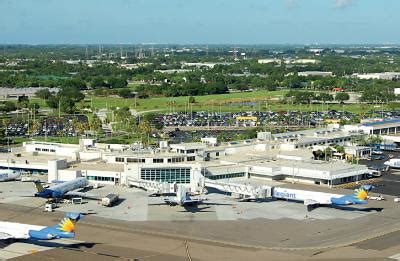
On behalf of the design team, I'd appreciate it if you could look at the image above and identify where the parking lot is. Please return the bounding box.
[4,115,88,137]
[357,150,400,196]
[155,110,358,127]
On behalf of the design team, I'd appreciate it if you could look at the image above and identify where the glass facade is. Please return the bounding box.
[207,172,245,180]
[87,176,115,182]
[140,168,191,183]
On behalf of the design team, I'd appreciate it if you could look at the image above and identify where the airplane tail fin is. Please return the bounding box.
[34,181,44,193]
[28,213,85,240]
[56,213,85,233]
[353,185,375,200]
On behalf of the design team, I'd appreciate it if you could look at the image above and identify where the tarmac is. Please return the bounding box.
[0,174,399,260]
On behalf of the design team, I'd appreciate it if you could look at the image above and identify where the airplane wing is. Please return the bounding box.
[163,198,177,205]
[184,198,203,204]
[304,199,320,211]
[304,199,320,206]
[0,232,15,240]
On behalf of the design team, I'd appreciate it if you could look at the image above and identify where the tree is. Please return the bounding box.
[138,120,151,135]
[28,102,40,115]
[61,78,87,90]
[90,77,106,89]
[3,101,16,112]
[289,91,315,104]
[335,92,350,103]
[60,98,76,114]
[90,115,102,133]
[108,77,128,88]
[17,95,29,108]
[35,88,52,100]
[58,86,85,103]
[77,100,88,112]
[117,88,134,98]
[46,86,85,113]
[188,96,196,104]
[317,93,334,103]
[115,107,132,123]
[75,122,89,136]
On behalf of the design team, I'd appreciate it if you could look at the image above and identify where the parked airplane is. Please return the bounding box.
[0,169,21,182]
[0,212,84,241]
[34,177,89,199]
[273,185,375,210]
[164,185,205,206]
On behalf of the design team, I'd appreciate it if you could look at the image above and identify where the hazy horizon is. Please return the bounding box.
[0,0,399,45]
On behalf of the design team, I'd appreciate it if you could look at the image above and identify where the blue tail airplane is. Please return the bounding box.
[34,177,89,199]
[273,185,376,210]
[0,213,84,241]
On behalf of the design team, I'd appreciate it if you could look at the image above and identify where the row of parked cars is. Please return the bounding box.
[4,115,88,137]
[156,110,358,127]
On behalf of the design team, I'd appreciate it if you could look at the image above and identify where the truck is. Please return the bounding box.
[44,203,57,212]
[101,193,119,207]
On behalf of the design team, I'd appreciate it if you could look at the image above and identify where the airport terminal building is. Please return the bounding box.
[0,122,379,190]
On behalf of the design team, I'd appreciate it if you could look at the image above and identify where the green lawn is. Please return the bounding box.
[30,89,392,115]
[87,90,288,112]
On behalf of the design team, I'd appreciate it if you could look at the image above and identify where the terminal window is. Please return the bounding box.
[187,156,195,161]
[127,158,145,163]
[87,176,115,182]
[208,172,245,180]
[140,168,191,183]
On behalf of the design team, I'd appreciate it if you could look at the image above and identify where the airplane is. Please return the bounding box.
[163,185,205,206]
[34,177,89,199]
[0,169,21,182]
[0,212,84,241]
[272,185,375,211]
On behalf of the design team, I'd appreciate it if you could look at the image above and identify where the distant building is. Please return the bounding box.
[181,62,234,69]
[257,58,281,64]
[285,59,320,64]
[298,71,333,77]
[352,72,400,80]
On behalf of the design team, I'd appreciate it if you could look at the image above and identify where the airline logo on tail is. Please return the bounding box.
[331,185,375,205]
[57,217,76,233]
[355,187,369,200]
[28,212,84,240]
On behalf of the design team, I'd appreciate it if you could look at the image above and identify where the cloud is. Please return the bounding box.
[334,0,354,8]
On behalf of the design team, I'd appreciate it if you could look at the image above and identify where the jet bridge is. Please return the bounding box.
[205,179,272,200]
[127,178,176,195]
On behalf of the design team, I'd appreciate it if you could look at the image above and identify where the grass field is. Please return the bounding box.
[27,90,392,115]
[87,90,288,111]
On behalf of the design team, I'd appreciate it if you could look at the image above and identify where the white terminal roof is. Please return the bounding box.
[170,142,207,150]
[68,162,124,172]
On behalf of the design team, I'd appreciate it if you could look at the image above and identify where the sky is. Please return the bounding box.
[0,0,398,44]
